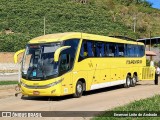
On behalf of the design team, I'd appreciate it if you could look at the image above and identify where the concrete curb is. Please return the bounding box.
[0,72,18,75]
[0,84,17,90]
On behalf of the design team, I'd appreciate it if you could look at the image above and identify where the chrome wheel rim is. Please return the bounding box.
[127,78,130,86]
[133,77,136,84]
[77,84,82,93]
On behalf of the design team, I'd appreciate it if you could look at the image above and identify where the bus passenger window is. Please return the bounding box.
[79,40,95,61]
[105,43,109,56]
[135,46,139,57]
[79,42,85,61]
[87,41,94,57]
[127,45,134,57]
[108,44,115,57]
[117,44,124,57]
[95,42,105,57]
[101,43,105,57]
[139,46,145,57]
[79,41,88,61]
[125,44,144,57]
[84,41,88,56]
[108,49,114,56]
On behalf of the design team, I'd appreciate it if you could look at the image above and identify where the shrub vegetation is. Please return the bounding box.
[0,0,160,52]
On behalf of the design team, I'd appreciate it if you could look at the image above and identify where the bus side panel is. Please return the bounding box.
[60,72,72,96]
[101,68,110,83]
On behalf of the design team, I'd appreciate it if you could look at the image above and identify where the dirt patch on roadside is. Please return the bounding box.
[0,84,19,99]
[0,52,23,63]
[0,87,16,99]
[0,52,15,63]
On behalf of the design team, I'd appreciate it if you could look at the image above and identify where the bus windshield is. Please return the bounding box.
[22,43,61,80]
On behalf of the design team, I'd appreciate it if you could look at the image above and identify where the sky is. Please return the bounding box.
[147,0,160,9]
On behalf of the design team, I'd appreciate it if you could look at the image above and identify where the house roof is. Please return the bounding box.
[145,51,157,56]
[137,37,160,45]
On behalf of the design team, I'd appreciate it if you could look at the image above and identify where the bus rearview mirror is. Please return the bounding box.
[54,46,71,62]
[14,49,25,64]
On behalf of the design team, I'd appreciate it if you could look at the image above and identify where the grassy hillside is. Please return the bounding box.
[0,0,160,52]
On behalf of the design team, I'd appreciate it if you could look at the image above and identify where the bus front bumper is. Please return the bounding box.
[21,84,61,96]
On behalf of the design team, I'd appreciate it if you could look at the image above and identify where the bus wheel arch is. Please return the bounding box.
[73,78,86,98]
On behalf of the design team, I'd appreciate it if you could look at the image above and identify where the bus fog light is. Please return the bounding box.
[51,90,56,94]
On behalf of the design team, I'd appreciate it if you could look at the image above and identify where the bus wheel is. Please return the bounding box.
[73,81,83,98]
[131,75,137,87]
[124,75,131,88]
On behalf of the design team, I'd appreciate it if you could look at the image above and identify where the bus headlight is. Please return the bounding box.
[47,79,63,87]
[20,78,63,89]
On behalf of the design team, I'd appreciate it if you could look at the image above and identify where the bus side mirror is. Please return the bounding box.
[54,46,71,62]
[14,49,25,64]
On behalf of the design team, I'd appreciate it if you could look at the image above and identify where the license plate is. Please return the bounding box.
[33,91,40,95]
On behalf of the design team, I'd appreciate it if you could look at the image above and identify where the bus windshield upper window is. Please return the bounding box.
[22,43,61,80]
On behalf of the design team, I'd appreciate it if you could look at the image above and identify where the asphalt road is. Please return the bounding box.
[0,80,159,120]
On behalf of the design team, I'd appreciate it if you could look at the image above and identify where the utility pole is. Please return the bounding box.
[149,31,152,61]
[149,31,151,51]
[44,17,46,35]
[133,15,136,33]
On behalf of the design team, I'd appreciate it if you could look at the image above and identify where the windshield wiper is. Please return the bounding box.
[39,64,46,79]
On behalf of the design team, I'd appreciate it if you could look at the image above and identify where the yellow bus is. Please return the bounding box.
[14,32,155,97]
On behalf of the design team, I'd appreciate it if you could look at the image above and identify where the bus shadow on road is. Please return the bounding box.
[21,94,74,101]
[21,82,157,101]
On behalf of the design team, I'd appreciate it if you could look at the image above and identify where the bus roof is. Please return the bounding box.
[29,32,144,45]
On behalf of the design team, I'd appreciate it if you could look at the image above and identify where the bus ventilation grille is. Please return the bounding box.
[142,67,155,80]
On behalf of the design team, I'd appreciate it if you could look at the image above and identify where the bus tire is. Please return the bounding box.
[124,75,131,88]
[73,81,83,98]
[131,75,137,87]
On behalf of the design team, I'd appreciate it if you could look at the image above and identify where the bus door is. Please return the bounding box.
[59,53,73,95]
